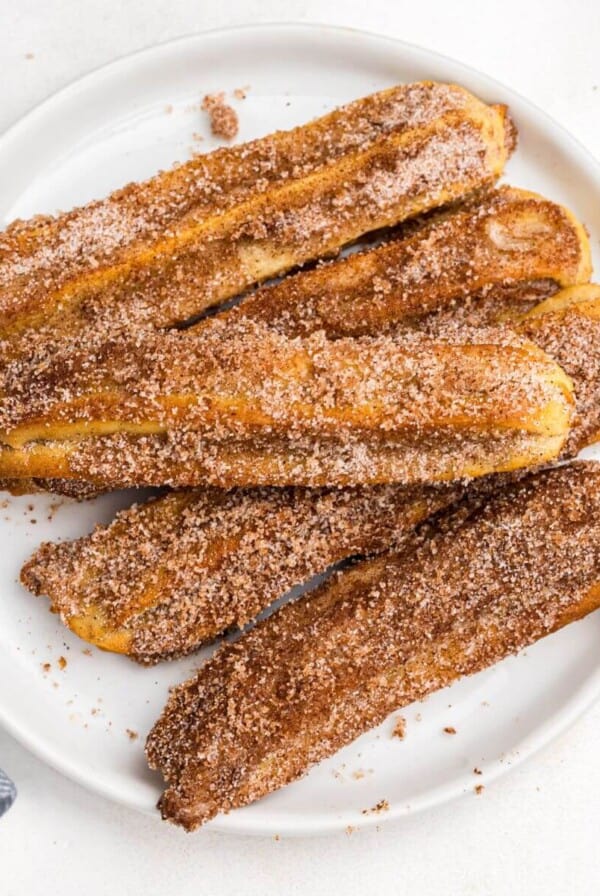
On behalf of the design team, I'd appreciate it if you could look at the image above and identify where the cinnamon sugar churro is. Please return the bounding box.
[219,186,590,338]
[0,320,573,487]
[146,462,600,829]
[21,482,461,662]
[0,83,513,340]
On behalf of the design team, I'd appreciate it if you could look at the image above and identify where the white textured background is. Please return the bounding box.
[1,2,600,894]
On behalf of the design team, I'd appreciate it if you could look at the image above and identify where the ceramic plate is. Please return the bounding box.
[1,23,600,836]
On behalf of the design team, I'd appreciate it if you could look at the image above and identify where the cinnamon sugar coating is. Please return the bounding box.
[146,462,600,829]
[0,319,573,487]
[222,186,590,338]
[0,83,513,340]
[517,286,600,454]
[21,482,461,662]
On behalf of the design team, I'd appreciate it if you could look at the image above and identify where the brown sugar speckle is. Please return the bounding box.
[473,767,482,775]
[443,726,457,735]
[201,92,239,141]
[475,784,485,795]
[41,662,51,673]
[57,655,67,670]
[126,728,139,741]
[392,716,407,739]
[233,85,250,100]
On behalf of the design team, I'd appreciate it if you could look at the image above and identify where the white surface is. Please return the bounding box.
[1,0,600,892]
[4,23,600,840]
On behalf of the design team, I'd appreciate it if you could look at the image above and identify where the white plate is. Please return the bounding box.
[1,23,600,838]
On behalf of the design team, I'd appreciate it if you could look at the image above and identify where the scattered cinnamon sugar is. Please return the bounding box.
[475,784,485,795]
[233,86,250,100]
[443,726,457,735]
[473,767,482,775]
[41,662,51,673]
[126,728,139,741]
[201,92,239,141]
[47,500,64,521]
[362,799,389,815]
[392,716,407,739]
[57,655,67,670]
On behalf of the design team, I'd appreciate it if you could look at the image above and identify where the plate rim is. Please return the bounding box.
[1,20,600,837]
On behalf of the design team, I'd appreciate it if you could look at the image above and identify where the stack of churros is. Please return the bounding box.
[4,82,600,830]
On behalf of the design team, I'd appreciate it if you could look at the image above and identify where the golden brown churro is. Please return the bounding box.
[21,482,462,661]
[146,462,600,830]
[0,83,513,339]
[220,186,590,337]
[0,320,573,487]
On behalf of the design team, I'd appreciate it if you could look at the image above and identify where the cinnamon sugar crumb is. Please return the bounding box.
[473,767,482,775]
[362,799,389,815]
[233,85,250,100]
[57,656,67,670]
[392,716,407,739]
[201,92,239,140]
[475,784,485,795]
[126,728,139,741]
[443,726,457,735]
[41,662,51,673]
